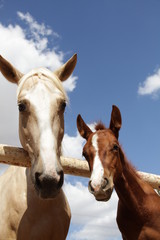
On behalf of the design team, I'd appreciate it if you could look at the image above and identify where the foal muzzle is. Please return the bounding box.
[88,178,113,202]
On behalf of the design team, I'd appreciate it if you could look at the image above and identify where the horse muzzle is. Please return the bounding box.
[94,187,113,202]
[88,179,113,202]
[34,171,64,199]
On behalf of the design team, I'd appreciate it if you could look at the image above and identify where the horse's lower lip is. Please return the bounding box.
[34,182,61,199]
[95,194,111,202]
[36,187,60,199]
[94,188,113,202]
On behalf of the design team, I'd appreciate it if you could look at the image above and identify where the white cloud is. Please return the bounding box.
[63,75,78,92]
[62,132,85,159]
[64,181,120,240]
[62,123,96,159]
[138,69,160,98]
[0,11,77,90]
[17,11,54,37]
[17,11,59,52]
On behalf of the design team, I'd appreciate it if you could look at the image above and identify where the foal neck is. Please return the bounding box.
[114,148,147,210]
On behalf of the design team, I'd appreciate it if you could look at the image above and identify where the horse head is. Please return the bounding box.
[77,105,122,201]
[0,54,77,199]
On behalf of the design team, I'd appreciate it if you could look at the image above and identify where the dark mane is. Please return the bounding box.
[95,121,106,131]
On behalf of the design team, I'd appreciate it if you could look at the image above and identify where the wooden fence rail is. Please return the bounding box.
[0,144,160,190]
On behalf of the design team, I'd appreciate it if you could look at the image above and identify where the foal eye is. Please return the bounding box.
[18,103,26,112]
[112,144,119,151]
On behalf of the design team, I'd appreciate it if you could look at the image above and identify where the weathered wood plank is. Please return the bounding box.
[0,144,160,190]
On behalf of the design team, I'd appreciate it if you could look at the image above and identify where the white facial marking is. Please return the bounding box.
[25,81,62,175]
[91,134,104,189]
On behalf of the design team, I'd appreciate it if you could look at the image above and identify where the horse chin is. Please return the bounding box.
[95,194,111,202]
[35,187,60,200]
[94,188,113,202]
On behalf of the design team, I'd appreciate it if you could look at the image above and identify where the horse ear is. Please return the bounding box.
[109,105,122,139]
[77,114,93,140]
[0,55,24,84]
[54,54,77,82]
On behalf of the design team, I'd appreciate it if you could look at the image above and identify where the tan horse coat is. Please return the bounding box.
[0,54,77,240]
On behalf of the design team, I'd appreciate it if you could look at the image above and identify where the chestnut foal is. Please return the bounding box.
[77,105,160,240]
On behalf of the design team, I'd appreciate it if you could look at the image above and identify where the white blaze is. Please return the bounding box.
[91,134,104,188]
[25,82,60,175]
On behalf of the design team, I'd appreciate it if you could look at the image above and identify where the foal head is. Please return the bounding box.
[0,54,77,199]
[77,106,122,201]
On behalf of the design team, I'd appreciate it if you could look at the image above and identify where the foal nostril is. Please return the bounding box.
[88,180,95,193]
[102,178,109,189]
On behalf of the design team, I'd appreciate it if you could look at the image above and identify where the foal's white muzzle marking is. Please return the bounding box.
[89,133,114,201]
[90,134,104,190]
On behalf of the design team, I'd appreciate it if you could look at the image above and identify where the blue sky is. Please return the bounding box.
[0,1,160,239]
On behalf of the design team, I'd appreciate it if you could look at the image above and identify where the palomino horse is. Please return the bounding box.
[77,105,160,240]
[0,54,77,240]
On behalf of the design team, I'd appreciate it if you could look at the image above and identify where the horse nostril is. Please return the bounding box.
[35,172,42,188]
[88,180,95,193]
[57,170,64,189]
[102,178,109,189]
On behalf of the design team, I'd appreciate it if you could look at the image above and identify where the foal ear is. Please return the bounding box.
[109,105,122,139]
[54,54,77,82]
[0,55,24,84]
[77,114,93,140]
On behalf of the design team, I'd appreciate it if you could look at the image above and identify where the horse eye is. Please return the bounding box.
[18,103,26,112]
[112,144,119,151]
[60,101,66,111]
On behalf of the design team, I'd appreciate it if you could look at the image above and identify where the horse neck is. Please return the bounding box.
[114,147,145,210]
